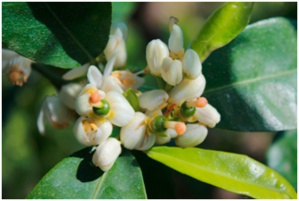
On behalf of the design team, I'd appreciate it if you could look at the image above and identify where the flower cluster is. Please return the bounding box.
[36,17,221,172]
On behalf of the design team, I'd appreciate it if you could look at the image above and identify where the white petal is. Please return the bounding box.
[103,52,118,78]
[92,138,122,171]
[182,49,202,79]
[37,102,46,135]
[90,120,113,145]
[62,63,89,80]
[111,22,128,41]
[146,39,169,76]
[2,49,18,70]
[175,124,208,147]
[194,104,221,128]
[120,112,147,150]
[87,65,103,89]
[136,133,156,151]
[139,90,169,111]
[105,91,134,127]
[101,76,124,93]
[104,33,127,68]
[169,74,206,105]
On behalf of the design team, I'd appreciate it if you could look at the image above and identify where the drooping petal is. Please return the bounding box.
[62,63,89,80]
[59,83,83,110]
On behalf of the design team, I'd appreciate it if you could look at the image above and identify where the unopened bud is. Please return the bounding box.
[138,89,169,111]
[169,74,206,105]
[194,104,221,128]
[111,22,128,41]
[168,24,184,58]
[161,57,183,86]
[155,128,178,145]
[146,39,169,76]
[92,138,122,171]
[182,49,202,79]
[175,124,208,147]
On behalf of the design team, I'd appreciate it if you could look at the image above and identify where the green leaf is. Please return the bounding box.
[191,2,253,62]
[267,130,297,189]
[202,17,297,131]
[27,148,147,199]
[2,2,111,68]
[112,2,137,23]
[147,146,297,199]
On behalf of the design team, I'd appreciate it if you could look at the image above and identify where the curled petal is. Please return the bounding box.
[87,65,103,89]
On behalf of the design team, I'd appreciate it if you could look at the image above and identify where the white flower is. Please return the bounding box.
[161,57,183,86]
[168,74,206,105]
[175,124,208,147]
[74,84,106,117]
[194,104,221,128]
[104,22,127,67]
[120,112,155,150]
[58,83,83,110]
[73,116,112,146]
[37,96,75,135]
[182,49,202,79]
[2,49,33,86]
[146,39,169,76]
[138,89,169,111]
[168,22,184,58]
[92,138,122,171]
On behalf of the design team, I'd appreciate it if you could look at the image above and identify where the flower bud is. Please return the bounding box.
[92,138,122,171]
[194,104,221,128]
[120,112,147,150]
[138,89,169,111]
[59,83,83,110]
[73,117,113,146]
[168,74,206,105]
[37,96,75,135]
[111,22,128,41]
[104,27,127,67]
[146,39,169,76]
[182,49,202,79]
[175,124,208,147]
[161,57,183,86]
[105,91,135,127]
[168,24,184,57]
[74,84,105,117]
[136,132,156,151]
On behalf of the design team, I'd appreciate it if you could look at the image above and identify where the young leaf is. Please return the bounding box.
[267,130,297,189]
[147,146,297,199]
[191,2,253,62]
[202,17,297,131]
[27,148,147,199]
[2,2,111,68]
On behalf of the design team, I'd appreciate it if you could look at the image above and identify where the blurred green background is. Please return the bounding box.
[2,2,297,199]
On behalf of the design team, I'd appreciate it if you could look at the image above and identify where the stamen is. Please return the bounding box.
[90,91,101,103]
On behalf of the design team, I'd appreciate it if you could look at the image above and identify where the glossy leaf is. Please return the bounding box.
[147,146,297,199]
[27,148,147,199]
[2,2,111,68]
[191,2,253,62]
[267,130,297,189]
[202,17,297,131]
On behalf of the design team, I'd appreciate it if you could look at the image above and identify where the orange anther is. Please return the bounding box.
[196,97,208,108]
[175,123,186,135]
[90,91,101,103]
